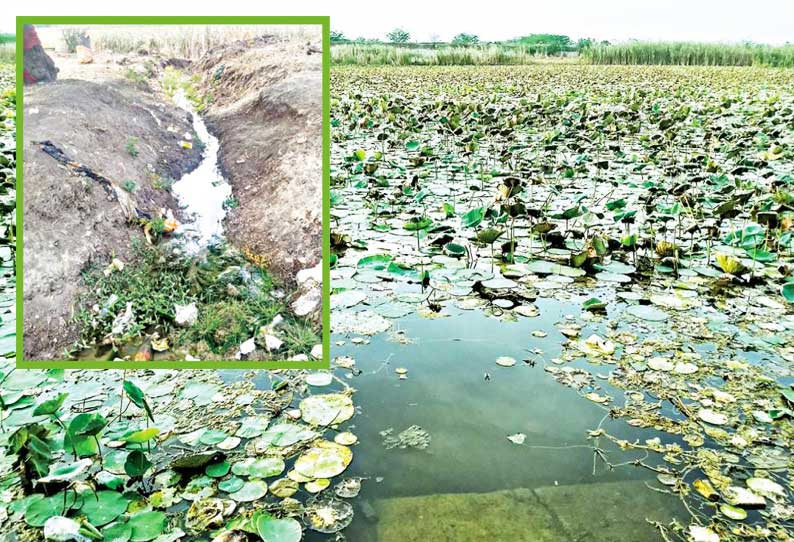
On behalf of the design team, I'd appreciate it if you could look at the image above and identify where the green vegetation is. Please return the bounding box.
[0,363,356,541]
[0,65,14,361]
[73,242,319,359]
[509,33,575,54]
[74,242,194,343]
[61,27,88,53]
[386,28,411,44]
[451,33,479,46]
[151,174,174,191]
[332,44,539,66]
[331,64,794,542]
[582,41,794,67]
[0,44,14,64]
[161,66,211,112]
[124,136,139,157]
[332,29,794,67]
[121,179,137,193]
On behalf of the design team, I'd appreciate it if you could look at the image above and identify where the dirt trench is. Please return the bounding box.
[23,37,322,359]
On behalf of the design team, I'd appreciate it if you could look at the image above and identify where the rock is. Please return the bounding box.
[23,25,58,84]
[238,338,256,358]
[76,45,94,64]
[264,335,283,352]
[311,344,323,359]
[292,286,321,317]
[175,303,198,327]
[297,262,322,285]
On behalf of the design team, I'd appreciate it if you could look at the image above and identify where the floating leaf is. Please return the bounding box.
[80,491,131,527]
[229,480,268,502]
[33,393,68,416]
[125,450,153,477]
[128,511,167,542]
[256,515,302,542]
[299,394,355,426]
[294,441,353,479]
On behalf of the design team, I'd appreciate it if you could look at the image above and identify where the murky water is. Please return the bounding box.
[222,292,688,541]
[329,303,685,541]
[171,89,231,252]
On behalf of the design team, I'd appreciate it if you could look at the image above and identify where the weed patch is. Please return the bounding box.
[73,241,317,359]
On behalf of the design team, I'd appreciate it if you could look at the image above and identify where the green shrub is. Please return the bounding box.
[74,243,195,343]
[125,137,139,157]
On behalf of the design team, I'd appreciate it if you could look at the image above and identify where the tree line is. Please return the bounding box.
[330,29,608,54]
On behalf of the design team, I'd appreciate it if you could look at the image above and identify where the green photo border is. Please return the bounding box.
[14,16,331,370]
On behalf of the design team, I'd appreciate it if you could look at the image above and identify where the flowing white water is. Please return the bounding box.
[171,89,232,253]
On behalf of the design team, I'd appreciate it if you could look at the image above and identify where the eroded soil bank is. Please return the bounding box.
[23,79,201,359]
[196,36,323,283]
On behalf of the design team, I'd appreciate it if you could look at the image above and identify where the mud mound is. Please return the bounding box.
[23,79,201,359]
[196,36,322,283]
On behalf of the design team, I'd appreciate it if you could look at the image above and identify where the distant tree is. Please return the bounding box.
[576,38,594,50]
[386,28,410,44]
[330,30,347,44]
[512,34,573,55]
[452,33,479,46]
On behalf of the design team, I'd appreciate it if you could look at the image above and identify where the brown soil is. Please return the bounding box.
[196,37,323,283]
[23,78,201,359]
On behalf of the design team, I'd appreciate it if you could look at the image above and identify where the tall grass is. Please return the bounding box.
[583,41,794,67]
[332,44,539,66]
[38,25,320,60]
[0,44,14,64]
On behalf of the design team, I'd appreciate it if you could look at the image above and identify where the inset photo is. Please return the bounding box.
[18,17,329,366]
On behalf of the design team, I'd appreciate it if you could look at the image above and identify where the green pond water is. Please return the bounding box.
[228,296,689,542]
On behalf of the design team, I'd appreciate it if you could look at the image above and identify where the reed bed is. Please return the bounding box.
[582,41,794,67]
[332,44,539,66]
[0,44,14,64]
[40,25,320,59]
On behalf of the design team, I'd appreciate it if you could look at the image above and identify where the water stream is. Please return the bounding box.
[171,89,231,253]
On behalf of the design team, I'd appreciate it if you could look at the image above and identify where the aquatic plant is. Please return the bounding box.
[329,64,794,541]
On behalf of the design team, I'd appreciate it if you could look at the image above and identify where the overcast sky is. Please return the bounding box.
[2,0,793,44]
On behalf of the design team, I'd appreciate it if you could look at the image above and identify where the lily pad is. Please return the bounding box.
[128,511,167,542]
[229,481,268,502]
[79,490,131,527]
[294,441,353,479]
[625,304,668,322]
[299,394,355,426]
[256,515,302,542]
